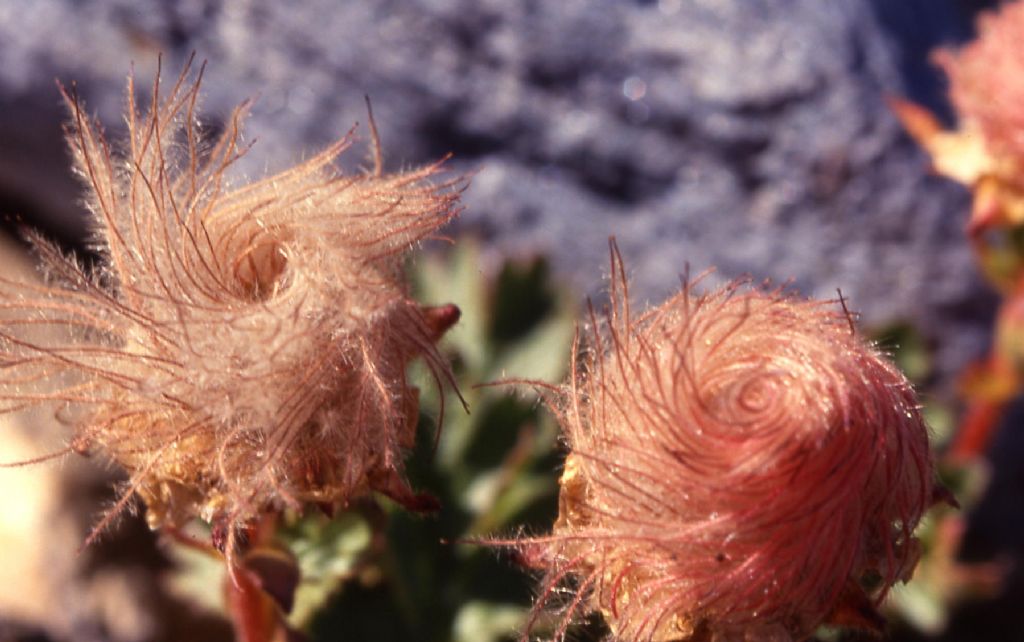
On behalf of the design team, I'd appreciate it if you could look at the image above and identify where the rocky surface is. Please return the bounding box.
[0,0,1001,382]
[0,1,1015,640]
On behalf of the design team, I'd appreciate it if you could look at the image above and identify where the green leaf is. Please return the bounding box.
[283,512,374,626]
[453,601,528,642]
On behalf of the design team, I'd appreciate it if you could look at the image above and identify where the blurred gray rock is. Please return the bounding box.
[0,1,997,389]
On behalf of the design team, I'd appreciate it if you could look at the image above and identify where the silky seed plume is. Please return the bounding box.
[0,57,463,548]
[515,242,939,642]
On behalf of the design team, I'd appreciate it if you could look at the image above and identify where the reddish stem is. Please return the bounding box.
[226,566,276,642]
[951,399,1005,461]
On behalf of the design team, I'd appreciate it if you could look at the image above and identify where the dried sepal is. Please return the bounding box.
[518,242,937,642]
[0,57,461,543]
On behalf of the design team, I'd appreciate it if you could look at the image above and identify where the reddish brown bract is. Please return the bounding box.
[523,247,934,641]
[0,60,461,540]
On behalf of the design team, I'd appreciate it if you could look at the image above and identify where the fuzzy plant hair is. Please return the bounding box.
[515,242,939,642]
[0,57,463,553]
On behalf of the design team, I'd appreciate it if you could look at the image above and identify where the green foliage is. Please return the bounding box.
[330,240,574,642]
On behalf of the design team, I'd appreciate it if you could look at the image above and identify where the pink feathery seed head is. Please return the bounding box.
[522,242,939,642]
[0,57,462,546]
[936,0,1024,162]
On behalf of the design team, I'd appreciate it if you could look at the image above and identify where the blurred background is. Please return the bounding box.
[0,1,1020,641]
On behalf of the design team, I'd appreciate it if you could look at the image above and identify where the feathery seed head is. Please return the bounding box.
[0,58,461,538]
[523,245,936,642]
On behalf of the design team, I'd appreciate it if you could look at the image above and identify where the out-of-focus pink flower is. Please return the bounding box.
[521,244,936,642]
[937,1,1024,163]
